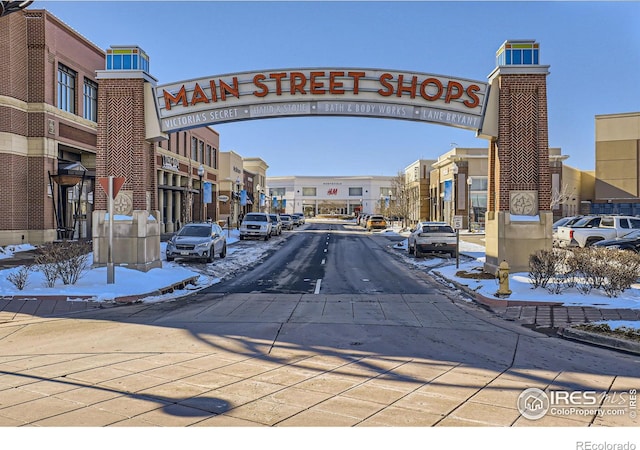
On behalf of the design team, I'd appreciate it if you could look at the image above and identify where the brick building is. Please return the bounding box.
[0,9,227,246]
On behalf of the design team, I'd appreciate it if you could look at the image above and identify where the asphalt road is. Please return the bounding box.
[0,220,638,434]
[202,221,431,295]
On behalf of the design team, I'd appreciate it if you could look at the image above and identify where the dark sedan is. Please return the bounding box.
[592,230,640,252]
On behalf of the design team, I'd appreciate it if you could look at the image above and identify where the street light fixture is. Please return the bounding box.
[467,176,473,232]
[197,165,205,222]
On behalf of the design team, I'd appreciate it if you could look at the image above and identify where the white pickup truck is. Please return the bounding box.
[556,215,640,248]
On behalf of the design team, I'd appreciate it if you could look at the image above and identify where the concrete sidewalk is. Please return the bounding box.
[0,292,638,429]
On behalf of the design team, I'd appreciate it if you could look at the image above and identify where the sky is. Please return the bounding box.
[36,0,640,177]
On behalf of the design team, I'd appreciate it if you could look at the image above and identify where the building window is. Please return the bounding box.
[206,145,211,167]
[212,147,218,168]
[302,187,317,196]
[83,78,98,122]
[199,140,205,163]
[191,137,198,160]
[270,188,286,197]
[57,64,76,114]
[349,187,363,196]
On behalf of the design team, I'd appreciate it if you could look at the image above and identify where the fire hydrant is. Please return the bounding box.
[495,260,512,297]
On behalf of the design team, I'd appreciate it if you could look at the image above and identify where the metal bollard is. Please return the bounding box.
[495,260,512,297]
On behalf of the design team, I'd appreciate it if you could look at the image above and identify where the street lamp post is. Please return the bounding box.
[451,163,458,225]
[236,176,241,228]
[256,184,260,212]
[197,165,205,222]
[467,176,473,232]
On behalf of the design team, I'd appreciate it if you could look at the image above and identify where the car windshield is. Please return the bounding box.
[269,215,279,221]
[553,217,571,228]
[178,225,210,237]
[572,217,598,227]
[245,214,267,222]
[281,215,291,219]
[621,229,640,239]
[421,225,454,233]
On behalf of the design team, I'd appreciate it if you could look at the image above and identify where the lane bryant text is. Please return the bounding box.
[162,71,482,111]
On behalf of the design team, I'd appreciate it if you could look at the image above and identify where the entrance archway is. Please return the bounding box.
[94,39,552,273]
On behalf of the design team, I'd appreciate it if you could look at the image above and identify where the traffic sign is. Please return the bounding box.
[453,215,463,230]
[98,177,126,199]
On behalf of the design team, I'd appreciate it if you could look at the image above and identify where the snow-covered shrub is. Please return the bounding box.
[6,265,32,290]
[34,241,91,286]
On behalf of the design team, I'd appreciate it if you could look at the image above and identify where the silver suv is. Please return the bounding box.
[166,222,227,263]
[239,212,272,240]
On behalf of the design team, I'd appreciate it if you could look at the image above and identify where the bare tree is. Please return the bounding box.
[383,171,411,229]
[550,183,576,210]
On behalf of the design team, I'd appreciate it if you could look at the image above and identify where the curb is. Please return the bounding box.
[2,275,200,305]
[432,269,564,307]
[558,327,640,355]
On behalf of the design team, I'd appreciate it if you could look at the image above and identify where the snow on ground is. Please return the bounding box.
[0,243,37,259]
[1,222,639,331]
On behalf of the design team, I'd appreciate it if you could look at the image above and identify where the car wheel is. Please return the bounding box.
[264,234,269,241]
[207,249,214,263]
[408,243,414,254]
[166,255,174,262]
[220,244,227,258]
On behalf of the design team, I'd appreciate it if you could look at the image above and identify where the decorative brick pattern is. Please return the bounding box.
[95,78,156,212]
[491,73,551,212]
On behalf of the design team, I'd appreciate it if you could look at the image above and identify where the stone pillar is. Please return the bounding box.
[93,45,166,272]
[483,40,553,273]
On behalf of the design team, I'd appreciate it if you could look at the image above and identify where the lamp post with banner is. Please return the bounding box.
[467,176,473,232]
[197,165,204,222]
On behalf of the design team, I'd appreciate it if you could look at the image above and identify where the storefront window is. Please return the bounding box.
[57,64,76,114]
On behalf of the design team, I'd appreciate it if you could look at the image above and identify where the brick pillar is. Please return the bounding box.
[484,40,553,274]
[92,46,165,272]
[95,77,153,211]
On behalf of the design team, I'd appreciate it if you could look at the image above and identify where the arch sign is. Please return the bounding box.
[154,68,490,134]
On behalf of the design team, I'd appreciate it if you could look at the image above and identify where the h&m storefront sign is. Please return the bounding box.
[154,68,489,133]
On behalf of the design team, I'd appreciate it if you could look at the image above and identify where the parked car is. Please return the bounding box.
[557,215,640,248]
[555,215,602,248]
[592,229,640,252]
[366,215,387,231]
[290,214,301,226]
[552,215,583,247]
[166,222,227,263]
[239,212,272,240]
[292,213,305,225]
[268,214,283,236]
[407,221,457,257]
[279,214,294,230]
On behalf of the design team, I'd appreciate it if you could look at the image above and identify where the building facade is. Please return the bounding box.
[265,176,396,217]
[0,9,243,245]
[0,9,104,245]
[591,112,640,215]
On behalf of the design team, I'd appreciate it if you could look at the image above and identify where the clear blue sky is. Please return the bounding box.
[40,1,640,176]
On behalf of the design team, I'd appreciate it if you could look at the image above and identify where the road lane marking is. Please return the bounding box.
[314,278,322,294]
